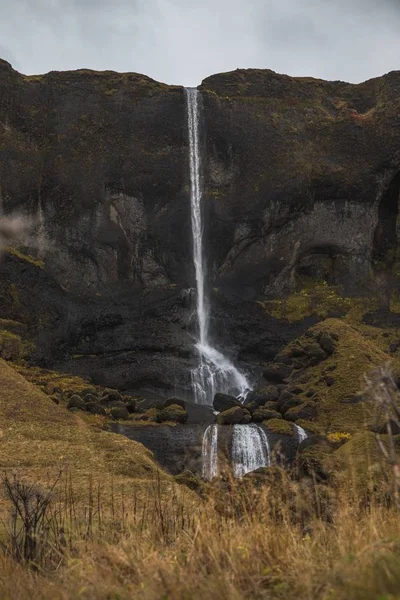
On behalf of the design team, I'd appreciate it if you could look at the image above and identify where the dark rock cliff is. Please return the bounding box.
[1,60,400,394]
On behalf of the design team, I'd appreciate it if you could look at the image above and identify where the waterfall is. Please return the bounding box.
[294,424,308,443]
[185,87,250,406]
[202,424,219,480]
[232,424,271,478]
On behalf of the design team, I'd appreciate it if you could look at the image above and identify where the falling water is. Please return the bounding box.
[232,424,271,478]
[202,424,219,480]
[294,424,308,443]
[185,87,250,406]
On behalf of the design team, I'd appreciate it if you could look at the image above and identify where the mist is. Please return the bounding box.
[0,0,399,86]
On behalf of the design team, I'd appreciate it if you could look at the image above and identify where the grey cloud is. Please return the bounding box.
[0,0,399,85]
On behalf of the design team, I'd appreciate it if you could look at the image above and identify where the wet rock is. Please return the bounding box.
[263,363,293,383]
[213,393,240,412]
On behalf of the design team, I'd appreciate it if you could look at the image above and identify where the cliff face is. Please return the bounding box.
[1,59,400,394]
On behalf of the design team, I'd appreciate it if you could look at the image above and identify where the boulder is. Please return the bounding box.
[277,391,298,411]
[126,398,137,413]
[285,402,317,422]
[280,398,303,415]
[304,342,327,362]
[263,363,293,383]
[110,406,130,420]
[217,406,248,425]
[156,404,188,424]
[252,408,281,422]
[84,393,98,404]
[213,393,240,412]
[67,395,85,411]
[164,397,186,410]
[85,402,107,416]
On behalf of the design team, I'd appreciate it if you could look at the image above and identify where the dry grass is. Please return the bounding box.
[0,359,176,509]
[0,465,399,600]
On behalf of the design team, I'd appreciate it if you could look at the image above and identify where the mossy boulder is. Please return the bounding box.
[67,395,85,411]
[164,397,186,410]
[85,402,106,416]
[263,363,293,383]
[125,397,137,414]
[252,407,281,422]
[285,402,317,422]
[264,418,294,436]
[110,406,130,420]
[217,406,250,425]
[156,404,188,424]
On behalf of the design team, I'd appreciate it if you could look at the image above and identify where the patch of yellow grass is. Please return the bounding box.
[0,360,174,508]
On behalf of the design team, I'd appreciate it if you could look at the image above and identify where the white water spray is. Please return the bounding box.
[294,424,308,443]
[185,87,250,406]
[202,424,219,480]
[232,424,271,478]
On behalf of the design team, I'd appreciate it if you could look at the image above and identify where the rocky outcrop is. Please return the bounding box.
[1,60,400,394]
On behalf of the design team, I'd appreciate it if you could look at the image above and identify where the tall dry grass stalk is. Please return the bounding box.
[0,461,399,600]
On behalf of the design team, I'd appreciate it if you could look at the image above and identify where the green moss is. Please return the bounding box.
[260,280,378,323]
[5,247,45,269]
[263,418,294,436]
[296,419,322,435]
[156,404,188,424]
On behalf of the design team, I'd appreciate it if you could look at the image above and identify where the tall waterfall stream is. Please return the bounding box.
[185,88,276,479]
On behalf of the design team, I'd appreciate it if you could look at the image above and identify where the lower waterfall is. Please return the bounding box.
[294,424,308,443]
[202,424,219,481]
[232,424,271,479]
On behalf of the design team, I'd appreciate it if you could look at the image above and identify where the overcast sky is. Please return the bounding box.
[0,0,399,86]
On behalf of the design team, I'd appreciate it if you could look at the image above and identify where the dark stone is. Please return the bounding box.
[318,333,335,355]
[305,389,317,398]
[50,394,60,405]
[67,395,85,411]
[277,391,297,411]
[280,398,303,415]
[126,398,137,413]
[263,363,293,383]
[304,343,327,362]
[285,403,317,422]
[84,393,98,404]
[85,402,107,416]
[324,376,335,387]
[287,386,304,395]
[213,393,240,412]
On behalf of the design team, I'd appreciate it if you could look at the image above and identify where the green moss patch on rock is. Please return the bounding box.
[156,404,188,424]
[263,418,295,436]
